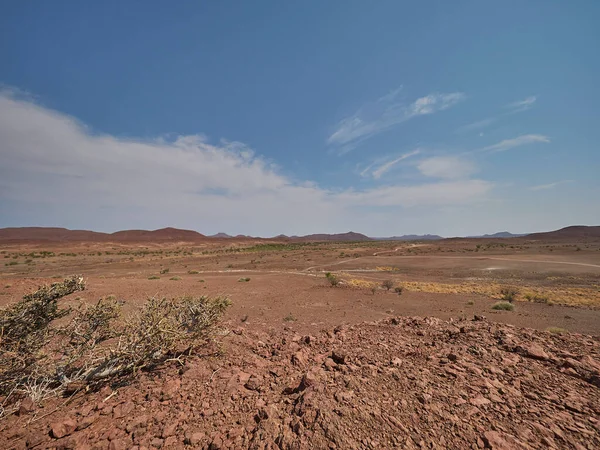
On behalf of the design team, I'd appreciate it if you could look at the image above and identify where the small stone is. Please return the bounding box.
[470,396,491,406]
[447,353,458,362]
[244,375,262,391]
[150,437,164,448]
[521,343,549,361]
[162,422,177,438]
[109,439,128,450]
[391,357,403,367]
[50,419,78,439]
[332,350,347,365]
[113,401,135,419]
[417,393,432,404]
[18,397,35,416]
[188,432,205,445]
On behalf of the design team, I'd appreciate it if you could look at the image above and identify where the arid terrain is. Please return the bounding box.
[1,227,599,449]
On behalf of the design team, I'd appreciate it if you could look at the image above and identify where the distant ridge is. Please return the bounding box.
[1,226,598,243]
[0,227,205,242]
[373,234,443,241]
[294,232,372,242]
[526,225,600,240]
[468,231,526,238]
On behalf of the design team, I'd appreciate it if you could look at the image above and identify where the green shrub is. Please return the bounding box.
[491,301,514,311]
[283,313,297,322]
[238,277,251,282]
[170,276,181,281]
[325,272,339,286]
[188,270,199,275]
[148,275,160,280]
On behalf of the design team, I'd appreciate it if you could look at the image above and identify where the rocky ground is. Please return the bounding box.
[3,315,599,450]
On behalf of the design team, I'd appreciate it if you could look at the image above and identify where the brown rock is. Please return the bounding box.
[188,432,205,445]
[109,439,128,450]
[470,396,491,406]
[50,419,78,439]
[482,431,531,450]
[521,343,549,361]
[244,375,262,391]
[113,401,135,419]
[332,350,347,365]
[18,397,35,416]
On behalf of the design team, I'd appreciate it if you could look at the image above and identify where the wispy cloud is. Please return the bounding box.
[368,150,421,179]
[457,95,537,134]
[480,134,550,153]
[506,96,537,112]
[530,180,573,191]
[328,89,465,151]
[417,156,476,179]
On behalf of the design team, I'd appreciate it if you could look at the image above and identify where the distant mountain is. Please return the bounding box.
[0,227,109,242]
[110,227,205,241]
[294,232,372,242]
[0,227,206,242]
[208,232,233,238]
[373,234,443,241]
[468,231,527,238]
[526,225,600,240]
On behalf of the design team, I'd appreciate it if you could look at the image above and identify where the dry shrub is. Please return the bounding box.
[382,280,394,291]
[0,276,85,398]
[0,276,230,417]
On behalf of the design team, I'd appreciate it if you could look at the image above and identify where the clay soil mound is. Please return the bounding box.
[5,316,600,450]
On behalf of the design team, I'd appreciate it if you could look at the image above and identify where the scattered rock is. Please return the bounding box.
[50,419,78,439]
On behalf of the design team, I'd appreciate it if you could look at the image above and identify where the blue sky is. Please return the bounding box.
[1,1,599,236]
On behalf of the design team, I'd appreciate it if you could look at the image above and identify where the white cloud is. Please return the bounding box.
[370,150,421,179]
[480,134,550,153]
[417,156,476,179]
[0,91,492,235]
[530,180,573,191]
[507,96,536,111]
[328,90,465,150]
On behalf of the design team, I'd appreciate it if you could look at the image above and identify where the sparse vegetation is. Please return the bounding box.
[188,270,200,274]
[0,276,230,416]
[382,280,394,291]
[466,300,474,306]
[546,326,568,334]
[524,293,549,304]
[394,286,404,295]
[500,287,519,303]
[170,276,182,281]
[491,301,515,311]
[325,272,340,286]
[148,275,160,280]
[283,313,297,322]
[238,277,251,282]
[160,268,170,275]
